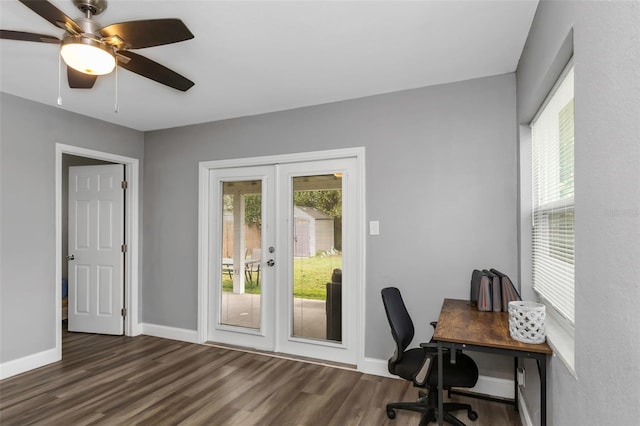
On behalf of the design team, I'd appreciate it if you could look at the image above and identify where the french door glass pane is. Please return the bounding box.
[291,174,343,342]
[220,180,262,329]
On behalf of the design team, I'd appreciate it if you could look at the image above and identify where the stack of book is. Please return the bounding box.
[470,268,521,312]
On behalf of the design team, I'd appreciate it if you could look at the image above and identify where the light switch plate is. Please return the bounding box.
[369,220,379,235]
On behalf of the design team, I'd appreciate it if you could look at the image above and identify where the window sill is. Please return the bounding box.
[544,312,576,378]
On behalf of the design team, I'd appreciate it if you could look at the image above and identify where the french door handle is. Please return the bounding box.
[267,259,275,267]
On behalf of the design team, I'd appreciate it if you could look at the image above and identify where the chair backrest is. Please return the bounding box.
[381,287,415,371]
[246,248,262,260]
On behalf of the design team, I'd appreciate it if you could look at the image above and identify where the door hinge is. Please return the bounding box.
[121,180,128,189]
[121,243,128,253]
[121,307,127,317]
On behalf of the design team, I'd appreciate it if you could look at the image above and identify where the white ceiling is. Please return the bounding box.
[0,0,538,131]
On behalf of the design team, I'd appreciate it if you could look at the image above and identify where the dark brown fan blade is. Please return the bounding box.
[0,29,60,43]
[100,19,194,49]
[19,0,82,34]
[67,67,98,89]
[117,51,194,92]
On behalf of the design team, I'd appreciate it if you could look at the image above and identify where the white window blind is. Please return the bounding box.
[531,63,575,324]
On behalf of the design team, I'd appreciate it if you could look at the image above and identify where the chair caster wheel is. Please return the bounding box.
[386,409,396,420]
[468,410,478,421]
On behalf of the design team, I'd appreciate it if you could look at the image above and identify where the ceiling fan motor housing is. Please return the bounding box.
[61,17,116,75]
[71,16,103,35]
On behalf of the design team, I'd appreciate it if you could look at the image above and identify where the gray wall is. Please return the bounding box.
[0,93,143,363]
[143,74,519,369]
[516,1,640,425]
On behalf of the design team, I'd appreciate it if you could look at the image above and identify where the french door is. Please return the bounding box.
[205,154,361,365]
[209,165,276,350]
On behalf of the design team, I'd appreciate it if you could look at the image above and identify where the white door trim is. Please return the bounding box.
[55,144,141,359]
[198,147,366,369]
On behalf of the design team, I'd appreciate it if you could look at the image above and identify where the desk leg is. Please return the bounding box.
[437,342,444,426]
[514,357,519,412]
[539,356,547,426]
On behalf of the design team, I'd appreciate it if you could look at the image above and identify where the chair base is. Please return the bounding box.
[385,388,477,426]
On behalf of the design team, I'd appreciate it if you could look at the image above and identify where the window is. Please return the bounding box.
[531,62,575,326]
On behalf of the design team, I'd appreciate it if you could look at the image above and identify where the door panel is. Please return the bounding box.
[276,159,356,364]
[209,166,275,350]
[68,164,124,335]
[97,266,114,315]
[75,265,91,314]
[98,200,114,248]
[76,201,90,248]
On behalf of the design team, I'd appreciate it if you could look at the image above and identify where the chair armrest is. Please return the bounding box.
[413,349,436,387]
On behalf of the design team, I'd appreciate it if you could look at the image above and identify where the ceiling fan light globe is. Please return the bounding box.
[60,38,115,76]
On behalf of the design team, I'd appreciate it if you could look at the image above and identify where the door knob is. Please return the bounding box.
[66,255,75,261]
[267,259,275,267]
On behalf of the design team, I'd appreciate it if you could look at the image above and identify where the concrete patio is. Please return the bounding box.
[220,292,328,340]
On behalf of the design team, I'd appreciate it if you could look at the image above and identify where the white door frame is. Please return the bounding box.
[198,147,366,368]
[55,143,140,358]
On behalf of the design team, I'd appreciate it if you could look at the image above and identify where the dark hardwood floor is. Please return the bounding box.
[0,327,521,425]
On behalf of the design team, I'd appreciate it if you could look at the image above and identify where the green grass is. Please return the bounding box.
[222,254,342,300]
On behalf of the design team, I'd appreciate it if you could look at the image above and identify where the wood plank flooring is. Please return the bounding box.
[0,328,521,425]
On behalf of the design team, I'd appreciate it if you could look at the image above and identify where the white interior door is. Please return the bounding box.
[207,155,360,365]
[68,164,125,335]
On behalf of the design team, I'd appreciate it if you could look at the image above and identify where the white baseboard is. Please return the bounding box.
[0,347,60,380]
[140,323,199,343]
[360,356,395,378]
[518,387,534,426]
[360,357,514,400]
[468,374,514,400]
[1,325,197,380]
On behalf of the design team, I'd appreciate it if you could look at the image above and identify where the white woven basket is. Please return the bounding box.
[508,301,546,344]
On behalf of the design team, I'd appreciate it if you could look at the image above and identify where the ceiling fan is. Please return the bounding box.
[0,0,195,91]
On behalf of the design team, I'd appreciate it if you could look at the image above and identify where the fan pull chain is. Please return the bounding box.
[57,52,62,106]
[114,63,119,113]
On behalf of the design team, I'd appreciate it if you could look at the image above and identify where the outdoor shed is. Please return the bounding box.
[293,206,335,257]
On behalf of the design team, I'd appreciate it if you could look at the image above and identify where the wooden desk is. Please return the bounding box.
[432,299,552,426]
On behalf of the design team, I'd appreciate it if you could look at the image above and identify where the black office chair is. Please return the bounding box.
[381,287,479,426]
